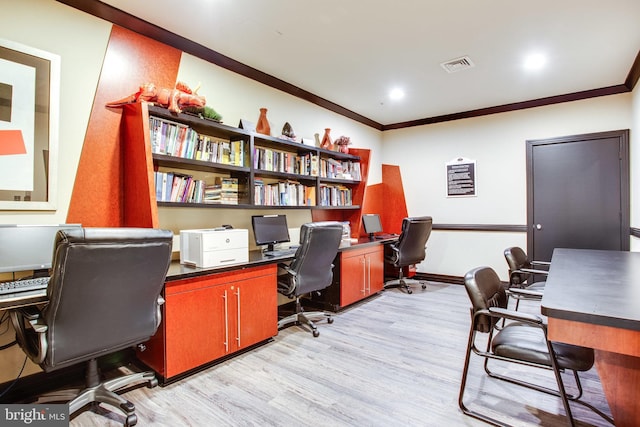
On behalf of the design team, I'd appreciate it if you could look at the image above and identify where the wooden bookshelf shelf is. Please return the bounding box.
[121,102,370,227]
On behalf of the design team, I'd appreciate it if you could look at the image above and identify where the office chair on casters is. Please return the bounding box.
[384,216,432,294]
[277,221,343,337]
[10,227,173,427]
[503,246,549,310]
[459,266,613,427]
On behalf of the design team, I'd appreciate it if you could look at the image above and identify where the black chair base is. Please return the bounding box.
[384,276,427,294]
[278,297,333,337]
[38,359,158,426]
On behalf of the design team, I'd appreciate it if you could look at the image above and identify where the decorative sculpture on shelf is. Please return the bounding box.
[320,128,333,150]
[280,122,298,142]
[256,108,271,136]
[106,81,207,114]
[334,135,351,154]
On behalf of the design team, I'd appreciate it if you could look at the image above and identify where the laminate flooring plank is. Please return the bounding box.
[68,283,611,427]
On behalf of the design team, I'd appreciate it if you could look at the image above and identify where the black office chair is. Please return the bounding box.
[504,246,549,310]
[384,216,432,294]
[10,227,173,427]
[459,266,613,427]
[277,221,343,337]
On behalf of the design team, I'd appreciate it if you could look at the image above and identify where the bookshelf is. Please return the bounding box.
[121,102,369,227]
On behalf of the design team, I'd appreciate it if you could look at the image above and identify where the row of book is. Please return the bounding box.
[319,158,361,180]
[253,147,318,176]
[253,146,361,181]
[154,172,242,205]
[253,179,316,207]
[155,171,206,204]
[150,117,244,166]
[319,184,353,207]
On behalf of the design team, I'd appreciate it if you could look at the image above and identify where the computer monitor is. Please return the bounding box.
[0,224,82,275]
[362,214,383,239]
[251,215,290,252]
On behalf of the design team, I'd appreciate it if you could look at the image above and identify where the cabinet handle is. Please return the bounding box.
[235,287,241,347]
[223,290,229,352]
[366,256,371,294]
[361,257,366,294]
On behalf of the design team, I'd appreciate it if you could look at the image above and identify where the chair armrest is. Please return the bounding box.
[155,295,165,330]
[10,309,48,364]
[518,267,549,276]
[488,306,544,326]
[507,288,543,300]
[531,260,551,267]
[278,263,296,277]
[15,305,41,321]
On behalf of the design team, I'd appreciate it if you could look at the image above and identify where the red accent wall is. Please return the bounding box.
[359,164,408,236]
[66,26,181,226]
[381,164,408,234]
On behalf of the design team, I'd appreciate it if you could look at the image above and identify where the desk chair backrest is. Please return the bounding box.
[389,216,432,267]
[40,227,173,371]
[504,246,533,286]
[463,266,508,333]
[282,221,343,297]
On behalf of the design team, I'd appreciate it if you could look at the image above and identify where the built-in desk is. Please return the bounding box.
[1,239,393,383]
[541,248,640,427]
[138,239,393,382]
[137,251,281,382]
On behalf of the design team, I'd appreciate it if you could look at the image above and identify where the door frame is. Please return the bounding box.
[526,129,630,258]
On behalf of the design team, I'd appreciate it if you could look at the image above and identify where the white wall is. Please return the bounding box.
[382,94,634,279]
[177,54,384,184]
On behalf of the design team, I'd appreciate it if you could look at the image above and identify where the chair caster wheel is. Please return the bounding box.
[421,284,427,289]
[313,330,320,337]
[327,317,334,324]
[147,378,158,388]
[407,288,413,294]
[125,414,138,426]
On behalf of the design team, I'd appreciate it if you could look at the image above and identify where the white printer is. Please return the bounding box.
[180,228,248,268]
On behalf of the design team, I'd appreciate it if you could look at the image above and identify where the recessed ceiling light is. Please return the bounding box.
[523,53,547,71]
[389,88,405,101]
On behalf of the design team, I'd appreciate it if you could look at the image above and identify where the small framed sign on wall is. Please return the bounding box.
[446,157,476,197]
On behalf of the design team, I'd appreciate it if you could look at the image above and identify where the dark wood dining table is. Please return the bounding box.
[541,248,640,427]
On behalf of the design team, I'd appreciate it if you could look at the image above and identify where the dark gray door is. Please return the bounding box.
[526,130,629,262]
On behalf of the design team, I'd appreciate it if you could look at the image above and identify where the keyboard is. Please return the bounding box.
[374,233,398,240]
[0,276,50,295]
[263,248,298,257]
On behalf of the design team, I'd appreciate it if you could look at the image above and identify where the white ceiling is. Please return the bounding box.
[99,0,640,126]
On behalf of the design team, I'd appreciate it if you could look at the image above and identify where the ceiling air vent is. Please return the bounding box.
[440,56,475,73]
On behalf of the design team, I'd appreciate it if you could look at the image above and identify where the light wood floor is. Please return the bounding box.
[70,282,612,427]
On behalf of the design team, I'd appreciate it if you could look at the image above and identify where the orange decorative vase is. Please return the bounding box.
[320,128,333,150]
[256,108,271,136]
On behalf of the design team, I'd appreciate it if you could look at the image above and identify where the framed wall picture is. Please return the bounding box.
[0,38,60,210]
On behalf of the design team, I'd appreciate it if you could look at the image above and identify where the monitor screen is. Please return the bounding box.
[251,215,290,251]
[0,224,82,274]
[362,214,383,238]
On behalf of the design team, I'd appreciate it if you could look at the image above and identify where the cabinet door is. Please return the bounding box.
[232,273,278,351]
[367,247,385,294]
[340,254,367,307]
[164,284,227,377]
